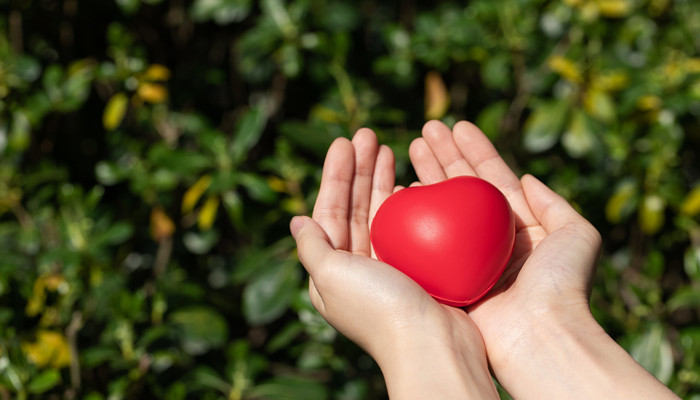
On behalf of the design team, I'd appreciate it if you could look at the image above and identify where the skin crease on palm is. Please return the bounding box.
[291,120,681,399]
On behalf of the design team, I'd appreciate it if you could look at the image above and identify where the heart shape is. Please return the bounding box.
[370,176,515,307]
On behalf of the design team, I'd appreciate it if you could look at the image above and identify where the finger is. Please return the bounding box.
[421,120,476,178]
[369,145,395,227]
[312,137,354,250]
[452,121,539,229]
[393,185,404,193]
[409,137,446,184]
[349,128,380,256]
[521,174,601,245]
[291,215,339,276]
[368,145,395,258]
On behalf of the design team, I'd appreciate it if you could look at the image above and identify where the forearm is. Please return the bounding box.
[492,308,680,400]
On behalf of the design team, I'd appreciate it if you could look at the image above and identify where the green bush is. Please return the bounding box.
[1,0,699,398]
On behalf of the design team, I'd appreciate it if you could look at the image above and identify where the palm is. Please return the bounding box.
[310,128,485,357]
[408,120,599,365]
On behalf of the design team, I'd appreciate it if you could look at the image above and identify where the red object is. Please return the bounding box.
[370,176,515,307]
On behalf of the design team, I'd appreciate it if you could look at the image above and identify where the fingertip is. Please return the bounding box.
[290,215,309,239]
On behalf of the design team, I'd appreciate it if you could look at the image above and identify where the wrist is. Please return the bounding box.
[491,302,680,400]
[372,308,498,400]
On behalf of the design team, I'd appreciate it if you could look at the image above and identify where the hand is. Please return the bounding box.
[291,128,498,399]
[409,120,679,399]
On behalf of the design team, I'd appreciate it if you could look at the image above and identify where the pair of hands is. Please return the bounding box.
[290,120,678,399]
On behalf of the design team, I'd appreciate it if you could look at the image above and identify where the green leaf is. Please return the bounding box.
[523,100,569,153]
[27,370,61,394]
[248,376,329,400]
[231,106,267,164]
[239,172,277,203]
[684,246,700,280]
[630,323,674,384]
[668,286,700,312]
[183,230,220,255]
[96,222,133,246]
[190,0,252,25]
[170,306,229,355]
[148,145,213,174]
[475,101,508,141]
[243,259,299,325]
[562,109,596,158]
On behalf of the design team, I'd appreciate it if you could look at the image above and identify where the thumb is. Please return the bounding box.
[290,216,337,276]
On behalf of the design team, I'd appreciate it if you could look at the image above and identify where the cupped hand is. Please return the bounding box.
[409,120,602,385]
[291,128,497,399]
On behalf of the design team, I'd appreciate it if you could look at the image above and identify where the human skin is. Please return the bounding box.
[290,128,498,399]
[408,120,680,400]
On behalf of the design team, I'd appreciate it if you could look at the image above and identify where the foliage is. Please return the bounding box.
[0,0,699,398]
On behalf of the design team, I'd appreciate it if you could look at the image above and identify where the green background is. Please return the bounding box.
[1,0,699,398]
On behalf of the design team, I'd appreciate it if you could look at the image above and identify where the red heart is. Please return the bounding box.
[370,176,515,307]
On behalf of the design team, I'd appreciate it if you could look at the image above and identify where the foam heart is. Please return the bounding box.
[370,176,515,307]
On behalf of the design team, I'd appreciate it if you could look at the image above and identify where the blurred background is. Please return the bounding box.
[1,0,699,398]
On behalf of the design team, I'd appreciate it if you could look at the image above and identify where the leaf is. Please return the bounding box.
[22,330,71,369]
[183,230,219,254]
[239,172,277,204]
[605,180,638,223]
[170,306,228,356]
[424,71,450,120]
[639,194,666,235]
[630,323,674,384]
[680,185,700,216]
[476,101,508,140]
[150,207,175,241]
[143,64,171,81]
[243,259,299,325]
[248,376,329,400]
[96,222,133,246]
[684,246,700,280]
[182,175,213,214]
[27,369,61,394]
[231,106,266,164]
[523,100,569,153]
[198,196,220,231]
[562,109,596,158]
[584,88,616,123]
[137,83,168,103]
[548,55,582,84]
[190,0,253,25]
[596,0,632,18]
[668,286,700,312]
[103,92,129,131]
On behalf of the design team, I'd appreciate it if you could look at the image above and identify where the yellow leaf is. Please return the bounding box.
[593,71,629,91]
[424,71,450,120]
[150,207,175,241]
[639,194,666,235]
[686,58,700,74]
[25,277,47,317]
[137,83,168,103]
[182,175,212,214]
[22,330,71,369]
[548,55,582,84]
[606,181,637,223]
[596,0,632,17]
[637,95,662,111]
[267,176,287,193]
[103,92,129,131]
[681,185,700,216]
[143,64,171,81]
[584,88,616,122]
[198,196,220,231]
